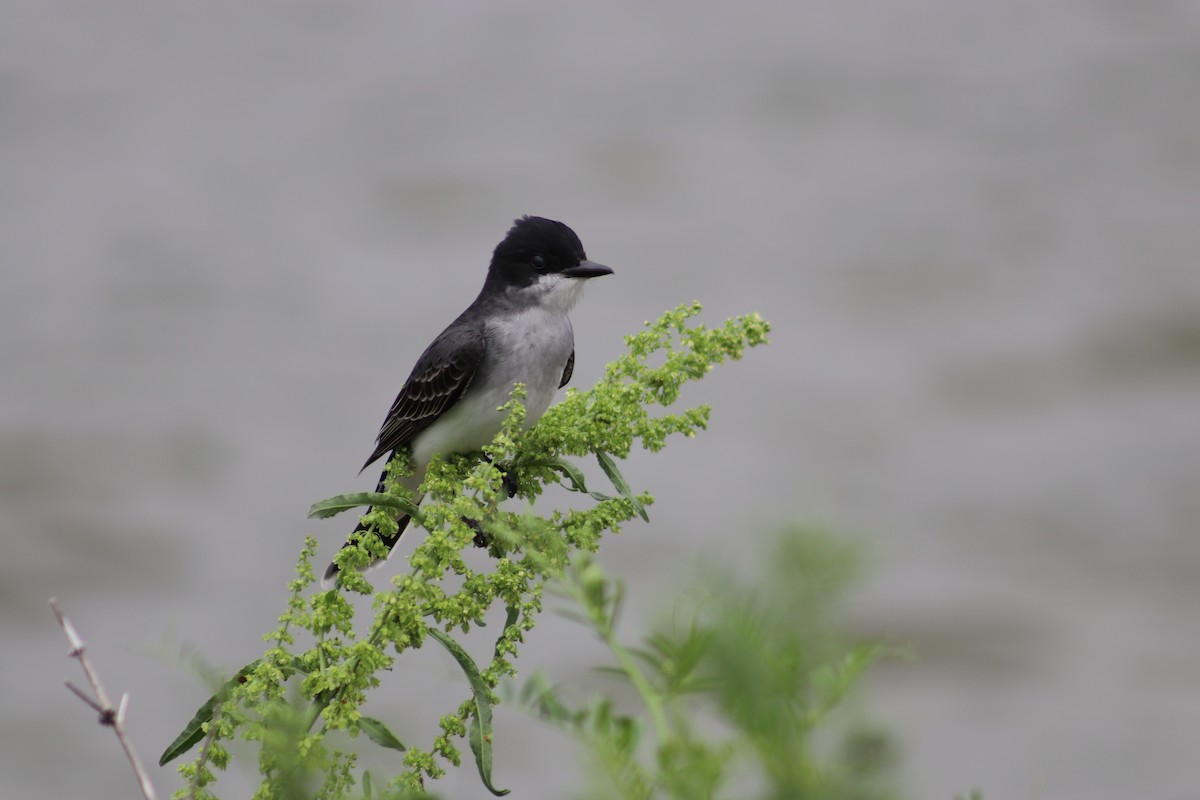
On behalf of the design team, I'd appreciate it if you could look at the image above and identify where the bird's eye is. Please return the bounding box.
[531,255,546,270]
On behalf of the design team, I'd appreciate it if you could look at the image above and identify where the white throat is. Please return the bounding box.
[527,273,588,314]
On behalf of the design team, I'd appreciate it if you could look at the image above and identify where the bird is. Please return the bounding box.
[323,216,613,582]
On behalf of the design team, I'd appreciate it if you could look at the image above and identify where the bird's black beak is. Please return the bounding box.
[562,260,614,279]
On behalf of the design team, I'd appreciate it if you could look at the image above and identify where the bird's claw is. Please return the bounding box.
[463,517,491,549]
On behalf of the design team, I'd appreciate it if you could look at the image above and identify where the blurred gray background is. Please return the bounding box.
[4,1,1199,798]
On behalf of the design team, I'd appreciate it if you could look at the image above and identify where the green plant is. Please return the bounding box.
[511,527,900,800]
[163,303,772,799]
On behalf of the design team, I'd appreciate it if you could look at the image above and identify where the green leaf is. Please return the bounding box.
[493,605,520,660]
[522,456,612,501]
[596,451,649,522]
[807,644,885,726]
[427,628,510,796]
[591,665,633,679]
[359,716,406,752]
[306,492,422,521]
[515,673,583,729]
[587,697,640,757]
[159,660,257,766]
[157,693,222,767]
[160,656,308,766]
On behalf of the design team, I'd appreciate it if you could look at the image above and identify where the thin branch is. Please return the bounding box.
[50,597,159,800]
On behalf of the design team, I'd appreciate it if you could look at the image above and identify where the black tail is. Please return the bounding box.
[322,467,414,583]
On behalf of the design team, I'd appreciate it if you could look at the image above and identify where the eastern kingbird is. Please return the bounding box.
[324,216,613,582]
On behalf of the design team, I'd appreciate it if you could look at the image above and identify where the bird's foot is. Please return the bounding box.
[483,455,521,498]
[463,517,492,549]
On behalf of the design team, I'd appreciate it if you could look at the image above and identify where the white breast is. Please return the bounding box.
[410,304,573,469]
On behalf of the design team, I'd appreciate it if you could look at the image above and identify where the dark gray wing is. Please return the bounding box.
[361,324,486,471]
[558,347,575,389]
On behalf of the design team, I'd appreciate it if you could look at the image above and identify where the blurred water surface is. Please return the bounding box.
[3,2,1198,798]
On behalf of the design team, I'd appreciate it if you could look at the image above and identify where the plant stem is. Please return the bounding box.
[600,623,671,745]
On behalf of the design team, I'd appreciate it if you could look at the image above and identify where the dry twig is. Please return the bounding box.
[50,597,159,800]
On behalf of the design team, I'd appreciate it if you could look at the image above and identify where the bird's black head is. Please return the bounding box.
[486,216,613,291]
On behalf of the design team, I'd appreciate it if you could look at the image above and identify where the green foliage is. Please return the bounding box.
[163,303,892,799]
[513,528,900,800]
